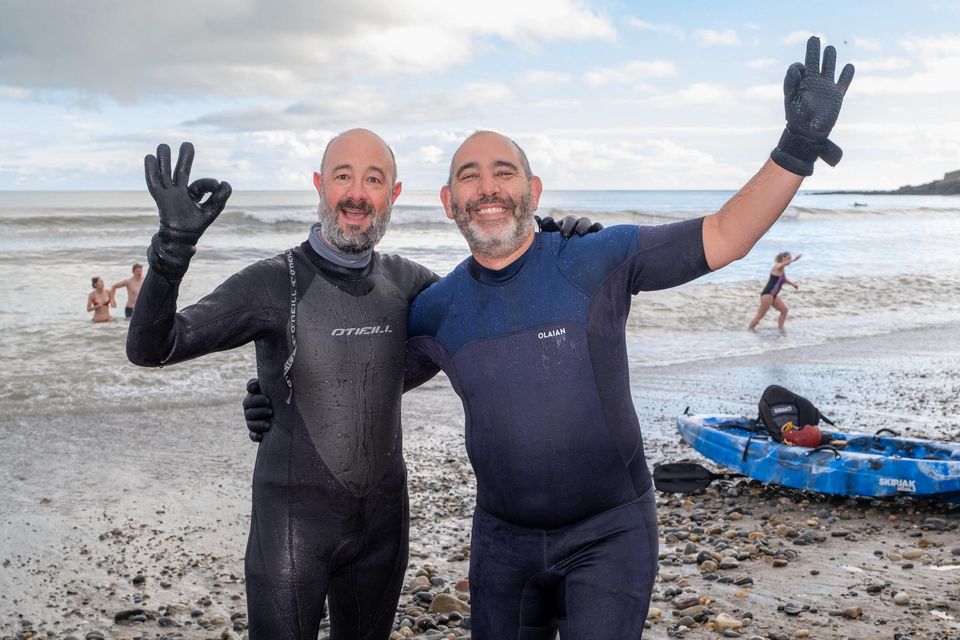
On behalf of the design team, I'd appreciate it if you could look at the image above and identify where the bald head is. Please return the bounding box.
[447,130,532,186]
[321,128,398,185]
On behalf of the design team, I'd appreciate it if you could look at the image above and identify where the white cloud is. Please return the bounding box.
[747,58,780,70]
[510,121,960,189]
[188,82,516,131]
[584,60,676,86]
[515,133,740,189]
[0,85,33,101]
[784,31,825,46]
[407,129,472,145]
[852,57,911,72]
[694,29,741,47]
[519,70,574,86]
[625,18,685,39]
[854,36,883,52]
[418,145,444,164]
[244,130,334,160]
[646,83,736,108]
[0,126,253,189]
[851,34,960,96]
[0,0,614,101]
[854,59,960,95]
[931,0,960,13]
[646,138,717,164]
[745,83,782,102]
[533,99,582,109]
[901,33,960,57]
[837,122,960,186]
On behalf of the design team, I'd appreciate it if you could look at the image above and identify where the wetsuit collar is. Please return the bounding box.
[468,234,538,285]
[308,222,373,269]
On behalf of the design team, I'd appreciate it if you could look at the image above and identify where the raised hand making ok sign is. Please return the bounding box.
[144,142,232,278]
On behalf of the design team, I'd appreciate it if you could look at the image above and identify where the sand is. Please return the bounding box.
[1,323,958,639]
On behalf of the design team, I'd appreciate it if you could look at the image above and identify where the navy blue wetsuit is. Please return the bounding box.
[127,241,437,639]
[405,220,710,639]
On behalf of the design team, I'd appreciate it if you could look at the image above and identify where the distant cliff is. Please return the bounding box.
[820,170,960,195]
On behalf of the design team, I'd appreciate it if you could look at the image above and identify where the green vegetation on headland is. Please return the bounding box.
[818,169,960,195]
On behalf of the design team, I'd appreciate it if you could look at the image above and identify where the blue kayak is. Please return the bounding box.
[677,414,960,503]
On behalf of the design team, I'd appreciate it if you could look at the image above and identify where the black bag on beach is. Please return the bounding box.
[757,385,835,442]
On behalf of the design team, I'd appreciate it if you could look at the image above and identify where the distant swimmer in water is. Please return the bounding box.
[110,263,144,319]
[747,251,801,334]
[86,276,115,323]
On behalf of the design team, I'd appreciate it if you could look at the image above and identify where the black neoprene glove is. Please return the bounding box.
[771,36,855,177]
[535,214,604,238]
[144,142,232,279]
[243,378,273,443]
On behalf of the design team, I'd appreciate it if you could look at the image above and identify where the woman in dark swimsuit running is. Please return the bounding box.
[747,251,800,334]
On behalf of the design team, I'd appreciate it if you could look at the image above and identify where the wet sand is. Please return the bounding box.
[1,323,958,639]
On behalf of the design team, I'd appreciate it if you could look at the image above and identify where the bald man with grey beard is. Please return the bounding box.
[128,130,438,639]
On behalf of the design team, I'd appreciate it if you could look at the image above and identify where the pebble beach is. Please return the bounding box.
[2,322,958,640]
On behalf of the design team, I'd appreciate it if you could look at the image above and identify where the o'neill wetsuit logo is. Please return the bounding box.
[538,328,566,339]
[331,325,394,337]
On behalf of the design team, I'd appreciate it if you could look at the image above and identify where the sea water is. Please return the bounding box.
[1,189,958,418]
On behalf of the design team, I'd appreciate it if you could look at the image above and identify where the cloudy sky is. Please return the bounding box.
[1,0,959,191]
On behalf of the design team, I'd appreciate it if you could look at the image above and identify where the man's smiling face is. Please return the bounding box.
[315,129,401,254]
[442,131,542,260]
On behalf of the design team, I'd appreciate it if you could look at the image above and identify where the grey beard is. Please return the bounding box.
[451,191,534,260]
[316,200,391,254]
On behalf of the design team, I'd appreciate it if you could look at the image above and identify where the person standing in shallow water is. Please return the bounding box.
[110,263,144,319]
[747,251,801,334]
[86,276,114,322]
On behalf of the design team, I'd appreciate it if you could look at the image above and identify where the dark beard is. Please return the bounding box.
[451,192,534,259]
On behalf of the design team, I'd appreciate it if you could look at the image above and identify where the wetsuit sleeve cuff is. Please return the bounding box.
[770,127,820,177]
[147,233,197,281]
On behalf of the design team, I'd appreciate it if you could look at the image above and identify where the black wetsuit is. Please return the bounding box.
[404,220,710,639]
[127,241,437,639]
[760,272,785,297]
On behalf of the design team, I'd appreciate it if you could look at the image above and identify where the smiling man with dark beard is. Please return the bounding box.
[406,35,854,637]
